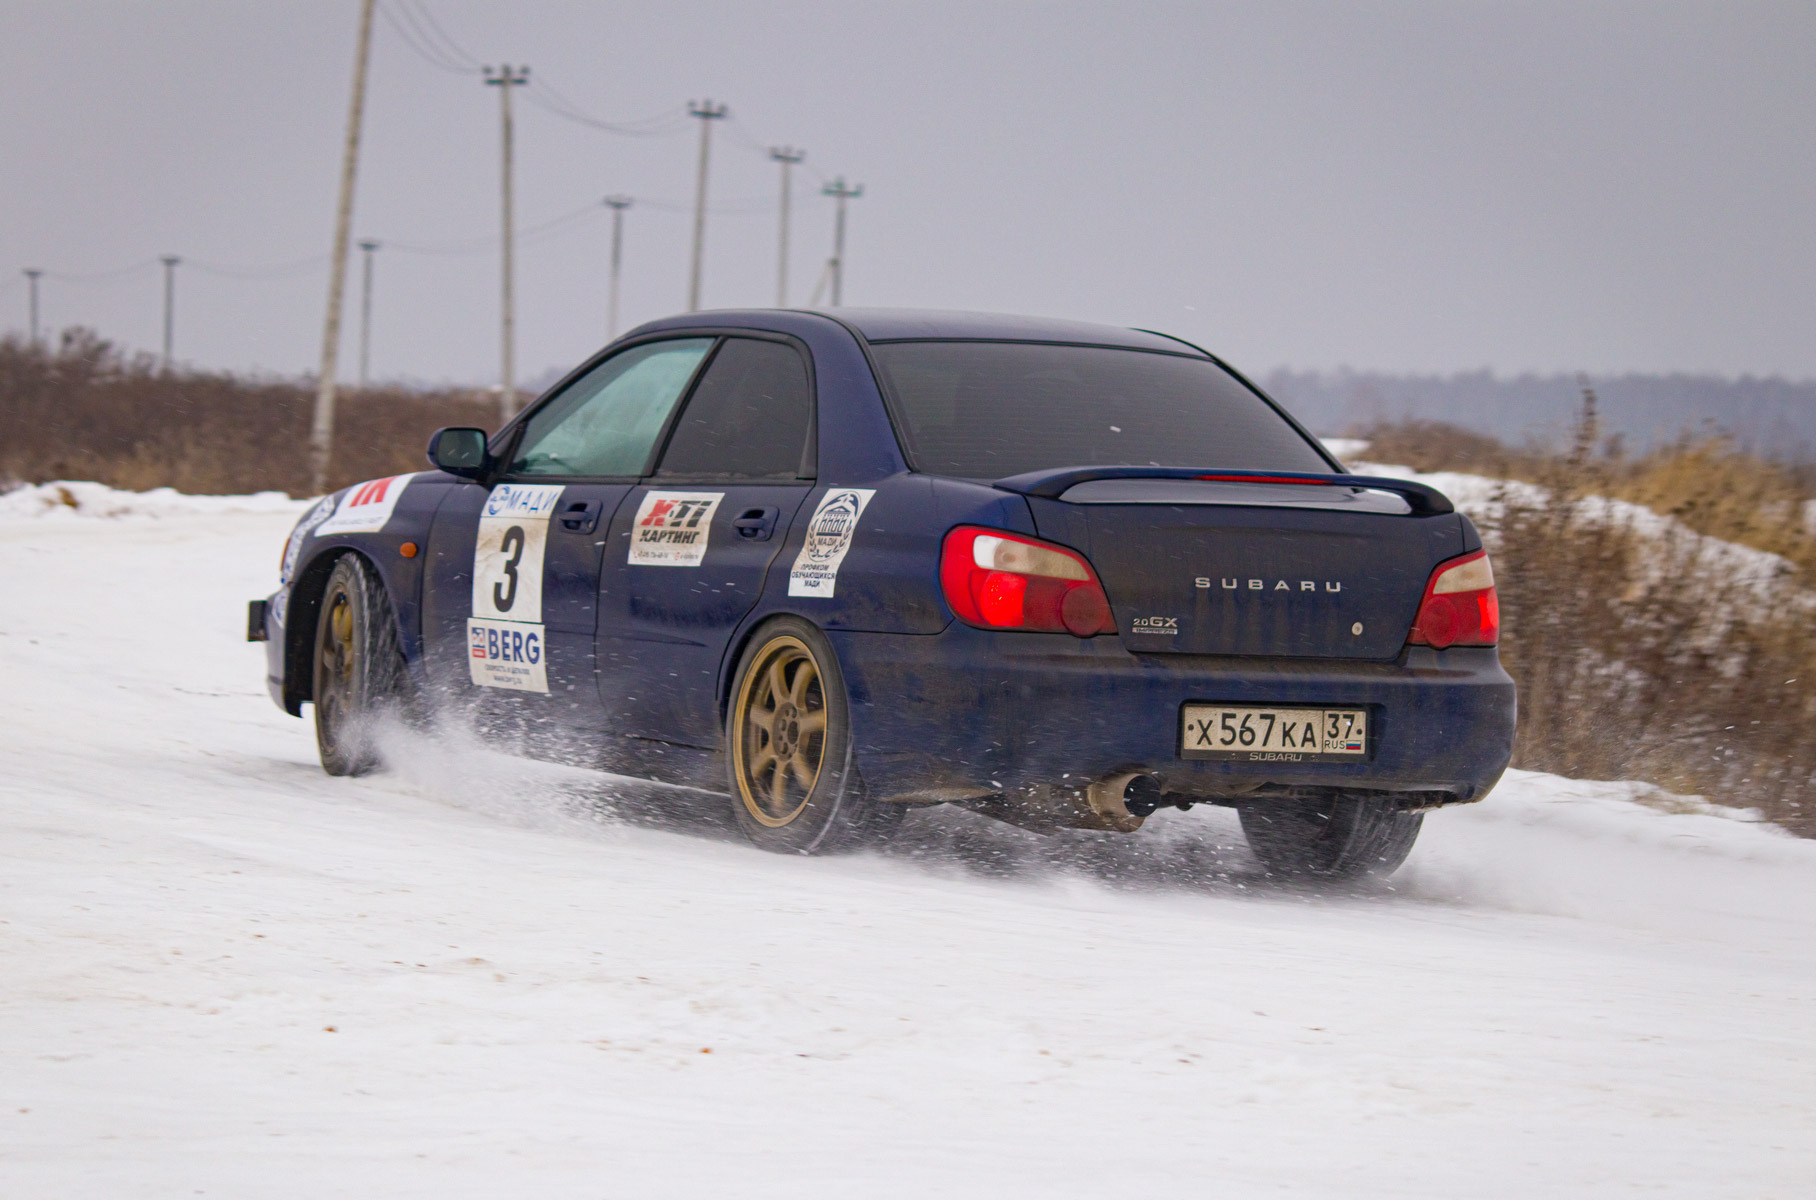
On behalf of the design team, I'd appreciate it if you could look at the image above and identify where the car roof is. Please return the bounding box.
[808,308,1206,354]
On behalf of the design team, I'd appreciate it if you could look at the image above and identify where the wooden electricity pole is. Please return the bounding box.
[309,0,376,495]
[769,146,804,307]
[686,100,727,312]
[485,65,530,422]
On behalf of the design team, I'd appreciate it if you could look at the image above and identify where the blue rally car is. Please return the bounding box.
[252,309,1515,876]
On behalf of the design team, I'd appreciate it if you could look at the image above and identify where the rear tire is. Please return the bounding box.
[1238,792,1423,879]
[725,617,903,854]
[312,555,407,777]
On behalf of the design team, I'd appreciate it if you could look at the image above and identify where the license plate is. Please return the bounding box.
[1180,705,1369,761]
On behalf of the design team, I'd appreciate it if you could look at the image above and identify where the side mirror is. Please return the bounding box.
[427,427,491,479]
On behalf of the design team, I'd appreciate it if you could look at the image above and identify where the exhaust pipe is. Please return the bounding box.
[1084,771,1163,832]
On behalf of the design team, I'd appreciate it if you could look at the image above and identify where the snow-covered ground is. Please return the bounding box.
[3,498,1815,1197]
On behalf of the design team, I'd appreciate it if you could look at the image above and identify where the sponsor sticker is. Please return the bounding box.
[314,474,415,537]
[472,483,563,626]
[788,487,875,598]
[629,491,722,567]
[470,483,563,692]
[466,617,547,692]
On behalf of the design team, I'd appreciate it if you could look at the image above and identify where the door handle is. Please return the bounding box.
[560,499,604,534]
[733,506,781,541]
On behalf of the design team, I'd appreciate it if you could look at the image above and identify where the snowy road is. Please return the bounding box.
[3,505,1814,1197]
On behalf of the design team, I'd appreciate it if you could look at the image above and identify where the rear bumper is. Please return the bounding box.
[832,626,1516,804]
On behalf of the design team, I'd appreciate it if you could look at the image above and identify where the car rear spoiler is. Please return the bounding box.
[992,466,1454,516]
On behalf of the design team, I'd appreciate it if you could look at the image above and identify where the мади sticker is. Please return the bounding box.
[788,488,875,598]
[629,491,722,567]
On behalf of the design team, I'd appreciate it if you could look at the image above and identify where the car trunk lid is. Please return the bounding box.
[1000,469,1466,661]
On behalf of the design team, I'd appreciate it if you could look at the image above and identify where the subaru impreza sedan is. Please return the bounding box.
[251,309,1514,877]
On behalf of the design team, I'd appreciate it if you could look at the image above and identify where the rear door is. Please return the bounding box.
[596,335,817,747]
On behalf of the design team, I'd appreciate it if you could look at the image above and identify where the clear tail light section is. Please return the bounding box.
[939,526,1115,637]
[1407,549,1499,648]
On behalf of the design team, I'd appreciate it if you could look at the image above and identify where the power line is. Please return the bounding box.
[393,0,483,70]
[521,83,689,137]
[378,0,682,137]
[187,254,330,280]
[41,259,161,284]
[384,201,603,255]
[375,0,479,75]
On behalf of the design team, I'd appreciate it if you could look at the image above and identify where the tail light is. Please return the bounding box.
[940,526,1115,637]
[1408,549,1499,648]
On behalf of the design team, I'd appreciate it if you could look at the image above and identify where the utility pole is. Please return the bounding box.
[822,178,863,307]
[357,240,379,387]
[486,64,530,422]
[160,256,180,371]
[603,196,631,339]
[686,100,728,312]
[769,146,805,307]
[310,0,376,495]
[23,269,42,345]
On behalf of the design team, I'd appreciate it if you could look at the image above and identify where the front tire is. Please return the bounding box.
[1238,792,1423,879]
[312,554,407,776]
[726,617,902,854]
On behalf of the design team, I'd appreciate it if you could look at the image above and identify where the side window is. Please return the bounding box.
[508,338,714,476]
[655,338,813,480]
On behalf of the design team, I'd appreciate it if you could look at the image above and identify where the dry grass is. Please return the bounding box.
[1366,397,1816,835]
[0,329,497,497]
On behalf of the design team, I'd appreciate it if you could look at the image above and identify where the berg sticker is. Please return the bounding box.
[472,483,564,627]
[466,617,548,693]
[629,491,723,567]
[788,488,875,598]
[314,473,415,537]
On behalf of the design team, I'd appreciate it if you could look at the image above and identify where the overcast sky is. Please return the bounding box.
[3,1,1813,385]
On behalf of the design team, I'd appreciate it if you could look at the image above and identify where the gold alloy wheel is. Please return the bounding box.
[316,588,356,745]
[732,635,829,828]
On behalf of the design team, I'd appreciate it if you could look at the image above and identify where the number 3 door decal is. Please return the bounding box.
[469,485,565,692]
[493,525,525,612]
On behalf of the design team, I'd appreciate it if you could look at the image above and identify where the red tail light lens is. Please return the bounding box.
[1408,549,1499,648]
[940,526,1115,637]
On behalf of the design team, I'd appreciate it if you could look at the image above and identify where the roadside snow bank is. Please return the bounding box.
[1353,459,1798,597]
[0,480,308,521]
[1402,768,1816,935]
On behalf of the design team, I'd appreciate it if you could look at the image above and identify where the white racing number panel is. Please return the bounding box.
[1180,704,1369,762]
[468,483,565,693]
[629,491,723,567]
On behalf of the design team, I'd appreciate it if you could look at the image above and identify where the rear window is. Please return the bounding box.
[869,341,1330,479]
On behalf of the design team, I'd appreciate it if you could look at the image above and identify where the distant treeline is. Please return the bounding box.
[1264,368,1816,460]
